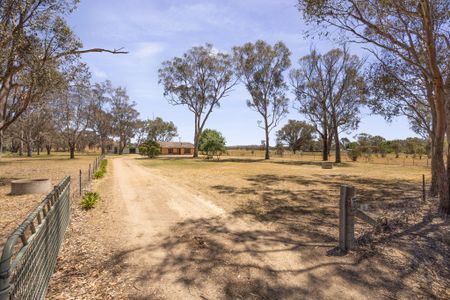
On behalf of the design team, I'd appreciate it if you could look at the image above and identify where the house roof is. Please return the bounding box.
[159,141,195,148]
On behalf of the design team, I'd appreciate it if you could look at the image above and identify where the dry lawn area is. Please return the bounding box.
[134,157,450,299]
[0,152,99,248]
[3,154,449,299]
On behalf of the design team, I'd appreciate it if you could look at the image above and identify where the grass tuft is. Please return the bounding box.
[94,159,108,179]
[81,191,100,210]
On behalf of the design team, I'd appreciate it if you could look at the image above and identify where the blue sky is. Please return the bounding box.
[67,0,417,145]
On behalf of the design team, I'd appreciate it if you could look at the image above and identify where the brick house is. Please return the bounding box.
[159,141,195,155]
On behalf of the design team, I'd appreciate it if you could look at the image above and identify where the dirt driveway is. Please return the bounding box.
[91,156,415,300]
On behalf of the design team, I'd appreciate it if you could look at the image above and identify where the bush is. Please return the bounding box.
[139,140,161,158]
[81,192,99,210]
[94,159,108,179]
[198,129,226,159]
[346,143,361,162]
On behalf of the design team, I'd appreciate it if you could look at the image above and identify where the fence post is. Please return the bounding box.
[88,164,91,181]
[79,169,82,196]
[339,185,355,252]
[422,174,426,202]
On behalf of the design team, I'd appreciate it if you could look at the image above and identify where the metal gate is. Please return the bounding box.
[0,176,71,300]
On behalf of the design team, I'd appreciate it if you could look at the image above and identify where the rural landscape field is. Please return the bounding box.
[1,0,450,299]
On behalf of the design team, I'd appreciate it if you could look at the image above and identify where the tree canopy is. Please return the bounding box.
[233,40,291,160]
[159,44,236,157]
[198,129,226,159]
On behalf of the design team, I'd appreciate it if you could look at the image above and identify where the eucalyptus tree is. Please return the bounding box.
[146,117,178,142]
[159,44,237,157]
[233,40,291,160]
[53,64,92,159]
[0,0,126,132]
[297,0,450,213]
[290,50,332,161]
[7,102,52,156]
[276,120,315,154]
[90,81,114,155]
[110,87,139,155]
[368,53,435,189]
[290,47,365,162]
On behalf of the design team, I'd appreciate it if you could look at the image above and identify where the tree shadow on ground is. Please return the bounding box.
[103,213,449,299]
[102,173,449,299]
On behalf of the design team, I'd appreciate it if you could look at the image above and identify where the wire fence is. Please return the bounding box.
[225,150,432,168]
[0,154,106,299]
[72,154,106,200]
[0,177,71,300]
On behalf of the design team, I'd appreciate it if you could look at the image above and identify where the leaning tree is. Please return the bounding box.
[158,44,237,158]
[0,0,126,132]
[233,40,291,160]
[297,0,450,213]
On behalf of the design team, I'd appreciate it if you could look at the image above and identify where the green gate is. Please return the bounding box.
[0,176,71,300]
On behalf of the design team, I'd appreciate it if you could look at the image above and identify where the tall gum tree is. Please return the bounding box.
[297,0,450,213]
[0,0,127,132]
[158,44,236,158]
[53,64,92,159]
[291,47,365,162]
[233,40,291,160]
[110,87,139,155]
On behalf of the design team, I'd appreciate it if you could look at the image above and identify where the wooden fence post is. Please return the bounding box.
[422,174,426,202]
[339,185,355,252]
[88,164,91,181]
[79,169,82,196]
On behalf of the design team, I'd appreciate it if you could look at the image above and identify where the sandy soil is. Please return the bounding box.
[47,156,450,299]
[0,153,100,249]
[74,156,447,300]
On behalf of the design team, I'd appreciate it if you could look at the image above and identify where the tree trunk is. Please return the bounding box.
[429,137,438,196]
[69,144,75,159]
[322,132,328,161]
[19,131,23,156]
[101,139,106,155]
[264,121,270,160]
[26,141,32,157]
[119,138,124,155]
[193,115,200,158]
[334,127,341,163]
[420,0,449,213]
[46,145,51,155]
[0,130,3,157]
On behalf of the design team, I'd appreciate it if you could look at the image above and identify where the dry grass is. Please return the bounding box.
[2,153,448,298]
[226,149,432,168]
[0,152,100,248]
[139,156,429,211]
[138,156,450,298]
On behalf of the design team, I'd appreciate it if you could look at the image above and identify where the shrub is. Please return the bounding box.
[94,159,108,179]
[139,140,161,158]
[346,142,362,162]
[81,192,99,210]
[198,129,226,159]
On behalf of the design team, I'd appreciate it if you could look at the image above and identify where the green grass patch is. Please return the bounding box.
[81,191,100,210]
[94,159,108,179]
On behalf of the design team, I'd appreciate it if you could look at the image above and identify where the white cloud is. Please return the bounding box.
[134,42,165,59]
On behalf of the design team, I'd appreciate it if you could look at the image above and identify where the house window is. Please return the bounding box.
[168,148,173,154]
[184,148,191,154]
